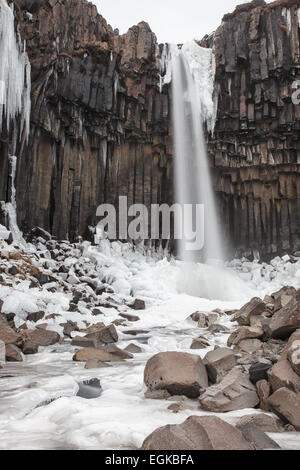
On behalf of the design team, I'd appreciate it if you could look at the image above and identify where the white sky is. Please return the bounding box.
[92,0,273,44]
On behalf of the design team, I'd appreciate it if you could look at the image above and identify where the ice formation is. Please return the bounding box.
[1,155,27,247]
[158,41,218,134]
[0,0,31,141]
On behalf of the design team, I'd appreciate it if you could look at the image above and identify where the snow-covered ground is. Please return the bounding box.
[0,238,300,450]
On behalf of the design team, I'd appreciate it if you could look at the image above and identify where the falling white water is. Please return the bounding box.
[162,41,223,263]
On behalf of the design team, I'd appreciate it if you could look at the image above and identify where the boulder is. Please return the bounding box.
[27,311,45,323]
[199,368,259,412]
[85,324,118,345]
[287,340,300,376]
[227,325,263,347]
[22,341,39,354]
[267,296,300,339]
[236,422,280,450]
[235,413,282,433]
[267,359,300,394]
[232,298,266,326]
[267,388,300,431]
[124,343,143,354]
[30,329,60,347]
[144,352,208,399]
[234,339,263,354]
[62,321,79,337]
[204,348,236,383]
[249,362,272,385]
[272,286,296,312]
[141,416,252,450]
[5,344,23,362]
[0,326,22,346]
[73,345,133,363]
[130,299,145,310]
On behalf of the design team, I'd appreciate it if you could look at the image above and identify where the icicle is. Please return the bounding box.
[1,155,27,248]
[114,72,119,103]
[101,139,107,169]
[0,0,31,141]
[282,8,292,34]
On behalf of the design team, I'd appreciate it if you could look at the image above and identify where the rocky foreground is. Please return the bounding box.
[0,227,300,450]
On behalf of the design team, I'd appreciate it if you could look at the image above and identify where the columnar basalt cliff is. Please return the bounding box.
[207,0,300,257]
[0,0,299,257]
[1,0,171,241]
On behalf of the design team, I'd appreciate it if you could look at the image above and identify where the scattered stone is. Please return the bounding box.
[267,295,300,339]
[124,343,143,354]
[268,357,300,394]
[267,388,300,431]
[249,362,272,385]
[5,344,23,362]
[287,340,300,376]
[204,348,236,384]
[234,339,263,354]
[124,329,149,336]
[92,308,104,316]
[208,324,230,334]
[22,341,39,355]
[256,380,271,411]
[73,345,133,363]
[207,313,219,327]
[144,352,208,399]
[84,359,112,369]
[235,413,282,433]
[167,402,188,413]
[144,389,171,400]
[130,299,145,310]
[233,298,266,326]
[236,422,280,450]
[85,324,118,345]
[62,321,78,337]
[141,416,252,450]
[28,329,60,347]
[76,378,102,399]
[0,326,22,346]
[199,368,259,413]
[190,338,210,350]
[27,311,45,323]
[119,313,140,322]
[227,326,263,347]
[71,336,96,348]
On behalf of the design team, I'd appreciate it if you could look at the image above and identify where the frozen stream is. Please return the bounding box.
[0,287,300,450]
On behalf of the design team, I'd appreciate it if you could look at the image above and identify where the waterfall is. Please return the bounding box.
[161,41,223,263]
[0,0,31,247]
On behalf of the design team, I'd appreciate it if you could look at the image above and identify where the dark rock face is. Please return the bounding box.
[1,0,299,257]
[2,0,171,242]
[205,0,300,257]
